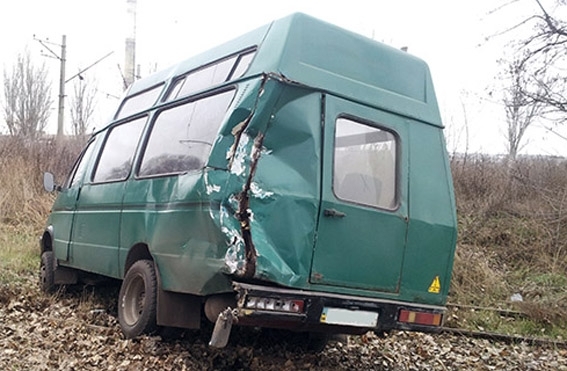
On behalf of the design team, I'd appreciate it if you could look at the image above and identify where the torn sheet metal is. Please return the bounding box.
[229,133,249,177]
[215,77,276,278]
[245,92,322,286]
[249,182,274,200]
[218,79,322,286]
[222,226,246,274]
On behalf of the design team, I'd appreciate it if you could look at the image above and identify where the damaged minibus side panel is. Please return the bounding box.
[236,84,322,286]
[217,77,311,282]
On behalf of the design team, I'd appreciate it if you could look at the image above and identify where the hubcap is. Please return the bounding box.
[122,274,146,326]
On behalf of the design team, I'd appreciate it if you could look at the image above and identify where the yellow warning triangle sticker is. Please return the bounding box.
[428,276,441,294]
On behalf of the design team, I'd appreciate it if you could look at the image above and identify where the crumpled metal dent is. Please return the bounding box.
[222,226,246,274]
[231,132,265,278]
[203,171,221,195]
[230,134,249,177]
[222,123,266,277]
[249,182,274,200]
[220,75,278,279]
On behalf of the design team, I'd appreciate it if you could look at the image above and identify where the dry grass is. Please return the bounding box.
[0,136,85,284]
[0,136,84,231]
[450,154,567,337]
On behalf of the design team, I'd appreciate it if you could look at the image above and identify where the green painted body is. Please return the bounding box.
[44,13,457,309]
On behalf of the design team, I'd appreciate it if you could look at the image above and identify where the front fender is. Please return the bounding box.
[40,225,54,254]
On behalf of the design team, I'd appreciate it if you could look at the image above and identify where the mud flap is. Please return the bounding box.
[209,307,237,348]
[54,266,79,285]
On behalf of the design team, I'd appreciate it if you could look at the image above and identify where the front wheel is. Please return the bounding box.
[40,251,56,294]
[118,260,158,338]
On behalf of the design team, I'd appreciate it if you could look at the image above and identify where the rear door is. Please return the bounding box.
[310,95,409,293]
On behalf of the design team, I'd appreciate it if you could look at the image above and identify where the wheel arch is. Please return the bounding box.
[40,226,54,254]
[120,242,202,331]
[123,243,153,278]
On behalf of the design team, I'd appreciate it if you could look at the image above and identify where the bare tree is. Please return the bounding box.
[502,57,545,160]
[69,75,97,136]
[515,0,567,121]
[2,50,52,139]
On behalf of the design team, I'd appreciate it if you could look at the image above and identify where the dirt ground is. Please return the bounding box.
[1,275,566,371]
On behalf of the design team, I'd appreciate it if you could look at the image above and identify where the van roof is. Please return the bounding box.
[125,13,442,127]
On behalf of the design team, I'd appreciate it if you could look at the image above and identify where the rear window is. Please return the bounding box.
[333,117,397,209]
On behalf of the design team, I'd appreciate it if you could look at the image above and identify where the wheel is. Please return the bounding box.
[118,260,158,338]
[40,251,56,294]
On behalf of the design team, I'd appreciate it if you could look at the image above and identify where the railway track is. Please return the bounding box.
[443,302,567,349]
[45,311,567,350]
[440,326,567,349]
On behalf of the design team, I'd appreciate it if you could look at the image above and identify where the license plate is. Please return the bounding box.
[320,307,378,327]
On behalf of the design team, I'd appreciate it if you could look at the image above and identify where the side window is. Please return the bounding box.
[333,117,397,209]
[66,139,97,189]
[115,84,163,120]
[165,48,256,102]
[92,117,147,183]
[229,50,255,79]
[170,57,237,100]
[139,89,235,177]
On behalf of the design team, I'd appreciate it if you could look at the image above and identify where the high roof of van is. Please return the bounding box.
[125,13,443,127]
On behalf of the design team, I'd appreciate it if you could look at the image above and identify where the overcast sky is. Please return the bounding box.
[1,0,565,156]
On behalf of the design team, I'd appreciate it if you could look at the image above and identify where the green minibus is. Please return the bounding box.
[41,13,457,349]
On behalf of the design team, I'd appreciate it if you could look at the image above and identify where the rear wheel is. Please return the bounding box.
[118,260,158,338]
[40,251,56,294]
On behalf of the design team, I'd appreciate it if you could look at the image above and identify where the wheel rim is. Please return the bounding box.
[121,273,146,326]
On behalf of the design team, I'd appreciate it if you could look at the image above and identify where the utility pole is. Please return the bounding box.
[124,0,137,88]
[34,34,67,138]
[57,35,67,138]
[35,34,114,137]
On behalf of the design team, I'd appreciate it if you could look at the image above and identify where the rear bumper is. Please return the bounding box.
[232,282,445,334]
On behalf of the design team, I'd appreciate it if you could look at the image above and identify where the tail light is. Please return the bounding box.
[398,309,442,327]
[245,296,305,314]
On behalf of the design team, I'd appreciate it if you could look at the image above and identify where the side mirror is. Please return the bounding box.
[43,172,60,192]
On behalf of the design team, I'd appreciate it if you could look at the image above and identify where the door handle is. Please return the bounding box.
[324,208,346,218]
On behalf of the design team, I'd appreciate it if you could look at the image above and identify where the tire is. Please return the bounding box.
[118,260,158,338]
[40,251,56,294]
